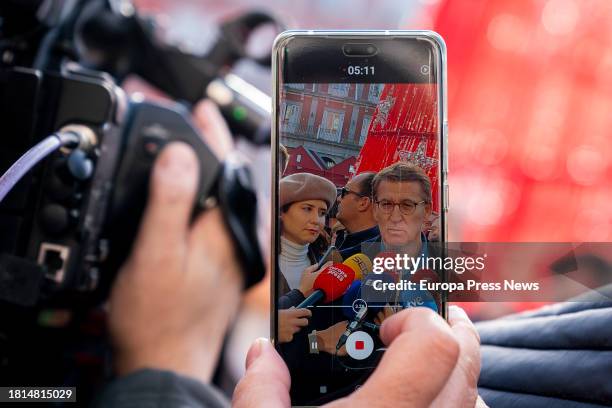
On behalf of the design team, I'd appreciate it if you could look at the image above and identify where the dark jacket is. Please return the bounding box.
[335,225,380,259]
[92,369,229,407]
[477,285,612,408]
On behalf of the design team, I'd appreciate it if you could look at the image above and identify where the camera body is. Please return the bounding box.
[1,66,119,306]
[0,0,269,396]
[0,64,262,309]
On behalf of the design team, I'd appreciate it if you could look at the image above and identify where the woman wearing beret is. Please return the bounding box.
[277,173,337,348]
[278,172,337,294]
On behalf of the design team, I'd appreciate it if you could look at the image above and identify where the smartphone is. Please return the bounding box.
[318,245,343,266]
[272,31,448,406]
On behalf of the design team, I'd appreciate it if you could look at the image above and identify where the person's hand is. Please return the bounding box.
[109,102,243,384]
[234,307,482,407]
[192,99,234,160]
[430,305,483,408]
[298,261,331,297]
[373,304,395,325]
[316,320,348,356]
[278,308,312,343]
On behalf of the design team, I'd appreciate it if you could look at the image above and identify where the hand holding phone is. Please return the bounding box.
[237,307,482,408]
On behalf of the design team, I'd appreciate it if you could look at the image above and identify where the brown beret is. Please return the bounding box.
[280,173,337,211]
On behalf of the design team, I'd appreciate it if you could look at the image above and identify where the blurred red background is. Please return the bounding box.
[132,0,612,318]
[134,0,612,243]
[428,0,612,243]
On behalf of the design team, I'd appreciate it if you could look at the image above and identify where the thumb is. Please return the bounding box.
[347,309,459,407]
[233,338,291,408]
[317,261,333,272]
[304,263,319,274]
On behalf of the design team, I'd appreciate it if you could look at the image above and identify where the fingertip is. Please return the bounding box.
[194,99,218,124]
[235,337,291,408]
[247,337,291,386]
[448,305,469,322]
[151,142,199,200]
[295,308,312,318]
[245,338,266,370]
[380,307,449,346]
[192,99,233,160]
[449,305,481,343]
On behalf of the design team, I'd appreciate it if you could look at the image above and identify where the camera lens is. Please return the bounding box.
[343,43,377,56]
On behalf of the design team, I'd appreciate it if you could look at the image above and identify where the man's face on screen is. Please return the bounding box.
[373,180,431,248]
[336,179,363,228]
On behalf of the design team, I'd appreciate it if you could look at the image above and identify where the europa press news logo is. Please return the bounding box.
[328,266,350,281]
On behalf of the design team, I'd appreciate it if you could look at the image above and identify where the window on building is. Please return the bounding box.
[296,154,302,163]
[321,157,336,169]
[368,84,383,103]
[318,109,345,142]
[282,102,302,132]
[359,115,372,145]
[328,83,349,98]
[286,83,305,90]
[355,84,363,100]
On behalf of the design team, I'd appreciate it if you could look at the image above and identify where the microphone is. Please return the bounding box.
[337,301,368,350]
[404,269,440,312]
[296,263,355,308]
[337,276,396,350]
[399,286,438,312]
[295,254,370,309]
[342,253,372,281]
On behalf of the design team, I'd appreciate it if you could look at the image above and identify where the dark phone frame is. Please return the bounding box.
[270,29,449,402]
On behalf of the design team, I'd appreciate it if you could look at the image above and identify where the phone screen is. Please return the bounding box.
[273,33,446,405]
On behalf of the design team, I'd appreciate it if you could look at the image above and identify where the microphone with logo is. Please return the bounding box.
[342,253,373,281]
[295,253,372,308]
[295,263,355,309]
[404,269,440,312]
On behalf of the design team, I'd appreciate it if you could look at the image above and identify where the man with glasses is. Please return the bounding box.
[366,161,440,319]
[335,172,380,258]
[372,162,432,256]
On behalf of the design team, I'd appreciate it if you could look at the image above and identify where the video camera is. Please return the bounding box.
[0,0,276,309]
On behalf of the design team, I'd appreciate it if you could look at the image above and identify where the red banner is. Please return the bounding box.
[355,83,440,212]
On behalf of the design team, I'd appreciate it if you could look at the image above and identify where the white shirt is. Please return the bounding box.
[279,236,312,290]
